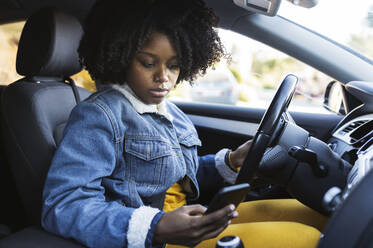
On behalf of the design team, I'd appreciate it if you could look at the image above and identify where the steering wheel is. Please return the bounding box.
[235,74,298,184]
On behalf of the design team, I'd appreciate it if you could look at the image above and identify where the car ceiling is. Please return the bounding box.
[0,0,251,27]
[0,0,95,23]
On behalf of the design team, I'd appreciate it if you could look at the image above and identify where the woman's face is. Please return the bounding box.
[125,31,180,105]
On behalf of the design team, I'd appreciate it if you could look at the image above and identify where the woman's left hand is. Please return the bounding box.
[229,140,252,170]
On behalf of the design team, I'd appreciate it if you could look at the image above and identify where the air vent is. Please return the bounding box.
[350,120,373,143]
[339,120,369,135]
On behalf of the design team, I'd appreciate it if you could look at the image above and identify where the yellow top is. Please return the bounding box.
[163,182,187,212]
[163,152,241,212]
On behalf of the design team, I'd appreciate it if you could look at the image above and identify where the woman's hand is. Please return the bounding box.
[230,140,252,169]
[153,204,238,246]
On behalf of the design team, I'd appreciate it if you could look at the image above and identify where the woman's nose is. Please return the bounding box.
[154,68,169,83]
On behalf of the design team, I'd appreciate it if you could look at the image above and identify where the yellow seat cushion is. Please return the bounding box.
[163,180,326,248]
[165,199,326,248]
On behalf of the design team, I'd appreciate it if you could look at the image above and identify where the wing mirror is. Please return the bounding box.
[323,80,345,115]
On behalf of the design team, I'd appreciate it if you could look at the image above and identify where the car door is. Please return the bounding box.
[175,102,343,156]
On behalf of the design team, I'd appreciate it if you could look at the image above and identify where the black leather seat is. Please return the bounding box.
[1,7,91,227]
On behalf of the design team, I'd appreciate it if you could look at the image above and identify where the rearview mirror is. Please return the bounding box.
[233,0,281,16]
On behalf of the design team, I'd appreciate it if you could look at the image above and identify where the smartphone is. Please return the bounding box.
[204,183,250,215]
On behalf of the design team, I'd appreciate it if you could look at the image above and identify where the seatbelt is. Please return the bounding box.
[65,77,81,104]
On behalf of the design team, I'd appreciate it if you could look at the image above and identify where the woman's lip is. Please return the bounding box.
[149,89,168,97]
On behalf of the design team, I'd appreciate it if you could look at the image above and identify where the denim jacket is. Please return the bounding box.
[41,85,238,248]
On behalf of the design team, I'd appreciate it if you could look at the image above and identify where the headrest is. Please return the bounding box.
[16,8,83,77]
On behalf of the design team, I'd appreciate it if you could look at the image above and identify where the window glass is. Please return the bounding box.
[279,0,373,63]
[169,29,333,114]
[0,22,23,85]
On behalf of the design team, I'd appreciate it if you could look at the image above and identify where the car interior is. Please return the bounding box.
[0,0,373,247]
[0,7,90,248]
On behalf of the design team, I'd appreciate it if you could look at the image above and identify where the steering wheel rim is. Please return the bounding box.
[236,74,298,184]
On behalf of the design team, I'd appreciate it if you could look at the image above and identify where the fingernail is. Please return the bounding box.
[233,211,238,218]
[229,204,235,211]
[228,220,231,225]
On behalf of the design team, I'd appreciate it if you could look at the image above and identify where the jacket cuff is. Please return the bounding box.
[127,206,161,248]
[215,148,238,184]
[146,211,165,248]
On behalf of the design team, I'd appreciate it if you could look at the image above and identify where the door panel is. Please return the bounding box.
[175,101,344,155]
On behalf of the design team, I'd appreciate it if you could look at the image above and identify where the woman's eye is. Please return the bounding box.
[169,64,180,70]
[141,61,155,68]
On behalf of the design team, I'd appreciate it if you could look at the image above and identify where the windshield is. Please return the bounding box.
[279,0,373,62]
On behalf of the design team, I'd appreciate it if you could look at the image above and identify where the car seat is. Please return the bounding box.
[1,7,91,226]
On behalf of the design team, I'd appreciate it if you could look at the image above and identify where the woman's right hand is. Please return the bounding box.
[153,204,238,246]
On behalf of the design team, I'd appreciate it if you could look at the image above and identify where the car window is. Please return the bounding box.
[0,21,23,85]
[169,28,333,114]
[0,21,96,92]
[279,0,373,63]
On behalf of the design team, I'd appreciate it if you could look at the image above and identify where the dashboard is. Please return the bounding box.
[322,80,373,211]
[330,115,373,189]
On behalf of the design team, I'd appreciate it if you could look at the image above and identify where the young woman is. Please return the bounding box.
[41,0,326,247]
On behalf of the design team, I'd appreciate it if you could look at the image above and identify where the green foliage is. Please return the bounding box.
[228,67,242,83]
[252,57,302,75]
[262,83,275,89]
[251,55,304,88]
